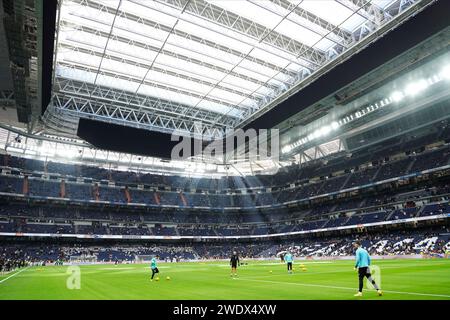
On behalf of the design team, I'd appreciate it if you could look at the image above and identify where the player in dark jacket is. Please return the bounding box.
[230,251,240,278]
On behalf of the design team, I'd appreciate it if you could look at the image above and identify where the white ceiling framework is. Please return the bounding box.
[43,0,433,140]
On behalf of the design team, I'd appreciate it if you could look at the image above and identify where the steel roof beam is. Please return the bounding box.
[50,92,228,139]
[54,77,239,126]
[155,0,326,67]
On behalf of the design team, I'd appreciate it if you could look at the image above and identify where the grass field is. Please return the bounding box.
[0,259,449,300]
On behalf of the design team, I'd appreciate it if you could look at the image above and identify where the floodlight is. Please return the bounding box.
[330,122,339,130]
[282,145,292,154]
[390,91,404,102]
[441,65,450,80]
[319,125,331,136]
[404,79,429,96]
[312,129,321,139]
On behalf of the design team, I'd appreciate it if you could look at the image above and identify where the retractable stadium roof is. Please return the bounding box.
[41,0,437,140]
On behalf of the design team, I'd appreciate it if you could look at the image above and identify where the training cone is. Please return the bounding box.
[269,270,273,273]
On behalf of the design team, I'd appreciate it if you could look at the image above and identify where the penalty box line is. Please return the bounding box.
[0,266,31,285]
[237,278,450,298]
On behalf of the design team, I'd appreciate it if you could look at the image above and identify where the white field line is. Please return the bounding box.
[0,266,30,284]
[236,278,450,298]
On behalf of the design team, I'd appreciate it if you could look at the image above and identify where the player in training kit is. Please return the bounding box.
[353,241,382,297]
[230,251,239,278]
[284,251,293,274]
[150,256,159,281]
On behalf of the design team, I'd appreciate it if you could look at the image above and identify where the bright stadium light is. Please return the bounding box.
[330,121,339,130]
[282,145,292,154]
[404,79,429,96]
[441,64,450,80]
[319,125,332,136]
[312,129,321,139]
[390,91,404,102]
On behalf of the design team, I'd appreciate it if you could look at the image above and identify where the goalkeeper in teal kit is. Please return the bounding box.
[284,251,294,274]
[150,256,159,281]
[353,241,382,297]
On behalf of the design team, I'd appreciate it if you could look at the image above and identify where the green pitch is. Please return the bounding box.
[1,259,449,300]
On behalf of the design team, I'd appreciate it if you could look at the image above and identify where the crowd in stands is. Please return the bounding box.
[0,247,28,274]
[0,226,448,266]
[0,190,448,237]
[276,226,450,258]
[1,130,449,211]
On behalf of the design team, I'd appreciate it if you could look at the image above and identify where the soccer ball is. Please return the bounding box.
[302,268,307,272]
[155,277,160,281]
[166,276,171,281]
[269,270,273,273]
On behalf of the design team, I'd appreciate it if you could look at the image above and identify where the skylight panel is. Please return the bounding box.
[110,24,165,50]
[216,81,261,98]
[298,0,357,26]
[285,63,308,74]
[272,72,294,85]
[286,11,344,45]
[238,58,284,79]
[58,31,108,54]
[58,34,101,53]
[207,0,282,30]
[114,15,171,43]
[339,14,367,32]
[157,62,227,87]
[275,19,323,48]
[100,58,148,79]
[372,0,397,9]
[233,96,258,111]
[221,75,264,92]
[56,66,96,84]
[315,38,337,52]
[105,40,159,65]
[251,48,291,69]
[137,84,201,108]
[63,0,117,25]
[88,0,121,9]
[58,50,102,69]
[117,0,179,26]
[175,20,254,54]
[169,34,244,67]
[155,54,226,82]
[208,87,256,106]
[174,3,304,66]
[163,42,235,73]
[233,65,273,84]
[97,71,140,89]
[60,11,113,36]
[252,85,276,97]
[196,100,243,118]
[144,69,214,96]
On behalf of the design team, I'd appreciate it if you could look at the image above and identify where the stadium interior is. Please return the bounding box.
[0,0,449,299]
